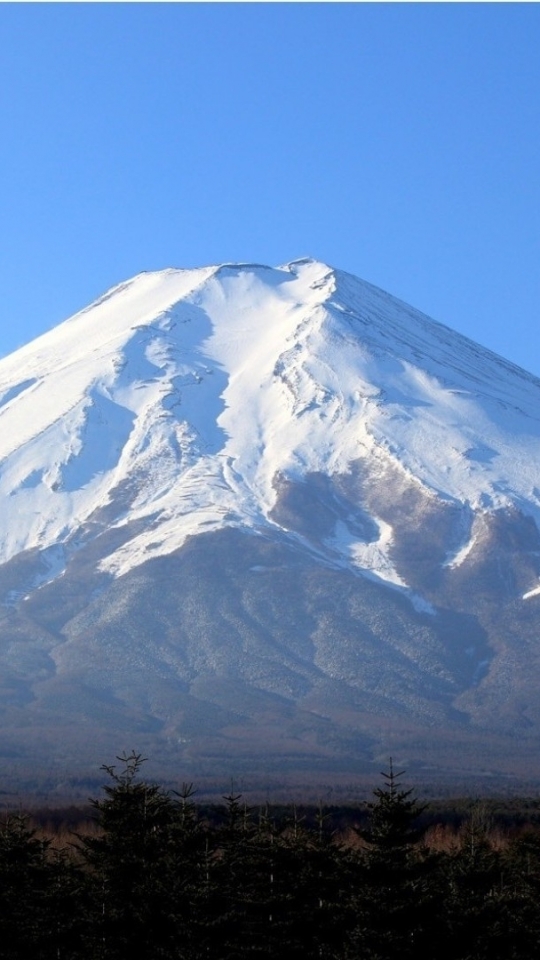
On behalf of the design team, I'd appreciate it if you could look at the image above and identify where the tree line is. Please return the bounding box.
[2,752,540,959]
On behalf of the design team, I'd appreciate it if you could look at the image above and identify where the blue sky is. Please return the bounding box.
[1,3,539,374]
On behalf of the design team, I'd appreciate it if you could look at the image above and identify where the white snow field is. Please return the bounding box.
[0,257,539,587]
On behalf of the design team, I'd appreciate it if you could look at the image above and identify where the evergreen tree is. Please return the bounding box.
[345,761,435,960]
[79,751,193,959]
[361,759,424,853]
[165,780,210,959]
[204,787,266,958]
[270,803,349,959]
[441,803,509,960]
[0,812,51,958]
[499,829,540,959]
[0,811,88,959]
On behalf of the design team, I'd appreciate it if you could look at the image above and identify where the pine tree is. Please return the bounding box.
[361,759,424,855]
[79,751,184,959]
[441,802,508,960]
[270,803,349,959]
[205,787,265,958]
[0,811,88,959]
[0,812,51,958]
[165,780,209,959]
[346,761,434,960]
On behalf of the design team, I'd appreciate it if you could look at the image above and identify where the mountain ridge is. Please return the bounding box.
[1,258,539,588]
[0,259,539,790]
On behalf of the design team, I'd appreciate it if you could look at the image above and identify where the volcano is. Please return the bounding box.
[1,258,539,792]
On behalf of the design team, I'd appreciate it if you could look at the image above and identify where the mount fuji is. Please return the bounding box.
[1,258,540,792]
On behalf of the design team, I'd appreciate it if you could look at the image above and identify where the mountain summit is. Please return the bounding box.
[1,259,540,791]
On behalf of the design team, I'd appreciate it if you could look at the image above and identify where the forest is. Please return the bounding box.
[2,752,540,959]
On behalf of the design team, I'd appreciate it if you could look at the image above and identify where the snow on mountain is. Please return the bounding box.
[1,257,539,594]
[3,258,540,790]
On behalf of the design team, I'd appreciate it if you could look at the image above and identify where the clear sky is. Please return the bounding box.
[0,3,539,375]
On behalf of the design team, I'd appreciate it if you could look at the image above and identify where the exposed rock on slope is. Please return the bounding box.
[0,259,539,789]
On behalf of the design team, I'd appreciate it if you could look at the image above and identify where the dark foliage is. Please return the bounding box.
[1,753,540,958]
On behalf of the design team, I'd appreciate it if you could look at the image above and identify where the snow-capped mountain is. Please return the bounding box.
[1,259,540,792]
